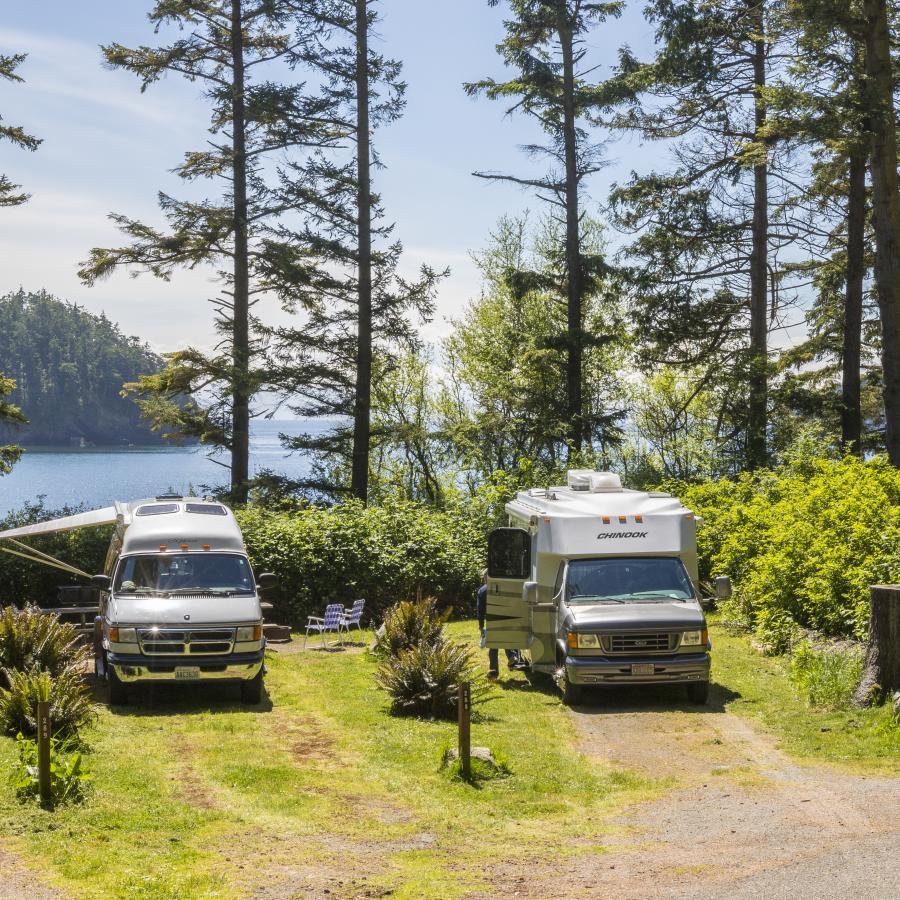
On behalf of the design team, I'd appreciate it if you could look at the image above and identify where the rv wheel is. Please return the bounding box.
[687,680,710,704]
[241,670,264,705]
[561,673,583,706]
[108,667,128,705]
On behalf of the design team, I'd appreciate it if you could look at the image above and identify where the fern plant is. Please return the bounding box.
[0,667,96,738]
[0,605,88,687]
[372,597,450,660]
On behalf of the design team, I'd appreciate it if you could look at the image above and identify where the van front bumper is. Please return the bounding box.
[566,652,710,685]
[108,650,264,684]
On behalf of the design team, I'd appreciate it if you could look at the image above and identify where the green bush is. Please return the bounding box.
[237,498,483,625]
[0,667,96,738]
[375,636,491,720]
[789,641,864,710]
[0,606,89,687]
[10,730,90,805]
[372,597,450,659]
[675,453,900,648]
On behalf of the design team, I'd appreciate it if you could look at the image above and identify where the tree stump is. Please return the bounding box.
[853,585,900,707]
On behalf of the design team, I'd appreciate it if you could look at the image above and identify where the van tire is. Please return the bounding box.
[241,670,264,705]
[561,673,583,706]
[108,666,128,705]
[688,680,710,704]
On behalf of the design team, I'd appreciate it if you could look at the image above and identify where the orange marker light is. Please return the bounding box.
[180,543,189,551]
[618,515,627,524]
[635,515,643,523]
[202,544,211,551]
[159,544,167,552]
[602,516,610,524]
[543,516,551,523]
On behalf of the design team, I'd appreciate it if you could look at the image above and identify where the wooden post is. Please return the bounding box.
[854,585,900,706]
[37,700,51,807]
[457,682,471,780]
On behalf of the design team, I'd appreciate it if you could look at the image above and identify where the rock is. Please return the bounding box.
[263,624,292,643]
[443,746,501,769]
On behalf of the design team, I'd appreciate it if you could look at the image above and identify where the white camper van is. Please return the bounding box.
[485,470,729,704]
[0,496,274,704]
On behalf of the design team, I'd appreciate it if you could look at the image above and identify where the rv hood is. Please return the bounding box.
[563,599,705,632]
[110,593,262,626]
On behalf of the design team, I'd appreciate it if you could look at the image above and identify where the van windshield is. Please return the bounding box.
[114,554,255,596]
[565,557,694,604]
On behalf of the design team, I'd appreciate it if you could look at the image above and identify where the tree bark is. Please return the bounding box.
[747,7,768,471]
[351,0,373,503]
[230,0,251,504]
[853,584,900,706]
[863,0,900,467]
[559,17,583,458]
[842,152,866,455]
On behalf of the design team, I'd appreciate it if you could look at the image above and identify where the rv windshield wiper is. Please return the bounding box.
[166,587,244,596]
[628,591,689,601]
[569,594,627,603]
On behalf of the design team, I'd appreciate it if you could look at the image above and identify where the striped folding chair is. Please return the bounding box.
[341,599,366,632]
[304,603,345,648]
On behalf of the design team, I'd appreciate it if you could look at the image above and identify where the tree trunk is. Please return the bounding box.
[747,8,768,471]
[863,0,900,467]
[853,584,900,706]
[230,0,251,504]
[559,18,583,458]
[842,152,866,455]
[351,0,373,503]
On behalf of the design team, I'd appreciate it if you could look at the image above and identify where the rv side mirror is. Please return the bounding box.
[487,527,531,580]
[257,573,278,591]
[522,581,539,604]
[715,576,732,601]
[91,574,111,591]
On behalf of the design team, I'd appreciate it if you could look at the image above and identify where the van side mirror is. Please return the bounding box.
[487,528,531,579]
[257,573,278,591]
[715,576,732,601]
[91,574,111,591]
[522,581,539,604]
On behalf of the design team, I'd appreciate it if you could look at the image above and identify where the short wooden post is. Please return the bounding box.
[457,682,471,780]
[854,585,900,707]
[37,700,51,807]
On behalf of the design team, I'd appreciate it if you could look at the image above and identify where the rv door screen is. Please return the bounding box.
[487,528,530,579]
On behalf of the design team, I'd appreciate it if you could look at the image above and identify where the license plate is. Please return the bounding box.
[174,666,200,680]
[631,663,655,676]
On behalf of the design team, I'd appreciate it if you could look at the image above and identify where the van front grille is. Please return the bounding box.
[138,628,235,656]
[602,632,675,655]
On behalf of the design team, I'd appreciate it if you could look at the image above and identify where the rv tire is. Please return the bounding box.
[108,666,128,705]
[561,674,583,706]
[241,670,264,705]
[687,680,710,704]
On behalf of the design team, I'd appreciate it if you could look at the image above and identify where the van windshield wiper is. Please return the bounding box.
[166,587,249,596]
[568,594,627,603]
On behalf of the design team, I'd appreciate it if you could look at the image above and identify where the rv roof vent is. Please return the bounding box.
[566,470,623,493]
[155,493,183,501]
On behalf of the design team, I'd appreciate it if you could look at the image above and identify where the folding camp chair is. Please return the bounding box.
[304,603,345,648]
[341,598,366,632]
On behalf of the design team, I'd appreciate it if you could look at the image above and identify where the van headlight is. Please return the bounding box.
[236,624,262,642]
[566,632,601,649]
[681,629,708,647]
[109,626,137,643]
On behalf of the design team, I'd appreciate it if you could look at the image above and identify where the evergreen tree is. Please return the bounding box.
[78,0,337,503]
[267,0,443,502]
[466,0,626,457]
[0,373,25,476]
[0,52,40,207]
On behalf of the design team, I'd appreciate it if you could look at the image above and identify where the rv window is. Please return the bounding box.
[487,528,531,580]
[135,504,179,516]
[185,503,227,516]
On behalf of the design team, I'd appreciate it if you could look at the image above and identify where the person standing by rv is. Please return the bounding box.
[477,570,522,677]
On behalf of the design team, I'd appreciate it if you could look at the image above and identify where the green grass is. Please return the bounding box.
[0,624,654,899]
[709,619,900,773]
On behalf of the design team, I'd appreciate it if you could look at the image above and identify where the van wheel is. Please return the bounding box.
[688,680,710,704]
[561,673,583,706]
[108,667,128,705]
[241,670,264,705]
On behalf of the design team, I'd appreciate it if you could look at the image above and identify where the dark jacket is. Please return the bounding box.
[476,583,488,630]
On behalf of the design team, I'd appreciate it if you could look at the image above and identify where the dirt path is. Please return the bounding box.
[479,685,900,899]
[0,847,66,900]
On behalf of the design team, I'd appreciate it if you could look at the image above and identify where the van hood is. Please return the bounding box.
[564,600,705,632]
[110,593,262,625]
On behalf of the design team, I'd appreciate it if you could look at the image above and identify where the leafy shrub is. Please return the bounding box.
[375,636,490,720]
[0,668,96,738]
[372,597,450,659]
[10,730,90,805]
[0,606,89,687]
[789,641,864,711]
[675,453,900,648]
[237,499,484,625]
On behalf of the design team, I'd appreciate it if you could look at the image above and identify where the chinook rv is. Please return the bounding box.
[0,497,275,704]
[485,470,731,704]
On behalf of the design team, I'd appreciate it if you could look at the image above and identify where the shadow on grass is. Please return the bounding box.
[571,680,740,715]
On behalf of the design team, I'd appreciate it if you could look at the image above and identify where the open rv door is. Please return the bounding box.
[485,527,533,650]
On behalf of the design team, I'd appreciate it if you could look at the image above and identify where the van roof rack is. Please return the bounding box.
[154,493,184,500]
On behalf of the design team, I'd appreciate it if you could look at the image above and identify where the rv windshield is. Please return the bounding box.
[114,554,255,596]
[565,557,694,604]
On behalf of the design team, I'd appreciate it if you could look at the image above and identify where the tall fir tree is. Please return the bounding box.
[267,0,443,501]
[465,0,626,458]
[79,0,338,503]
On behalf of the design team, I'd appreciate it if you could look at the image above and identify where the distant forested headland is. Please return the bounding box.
[0,289,166,446]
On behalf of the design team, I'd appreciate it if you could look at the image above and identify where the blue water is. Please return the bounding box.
[0,420,325,516]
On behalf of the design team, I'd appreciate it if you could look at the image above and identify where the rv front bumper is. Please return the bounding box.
[108,650,264,684]
[565,652,710,685]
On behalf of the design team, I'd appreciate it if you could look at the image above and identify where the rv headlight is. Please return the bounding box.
[236,624,262,642]
[109,626,137,644]
[680,629,707,647]
[576,633,601,649]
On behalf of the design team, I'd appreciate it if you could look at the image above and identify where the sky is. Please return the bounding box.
[0,1,661,358]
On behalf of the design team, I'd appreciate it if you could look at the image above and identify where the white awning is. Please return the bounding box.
[0,505,118,541]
